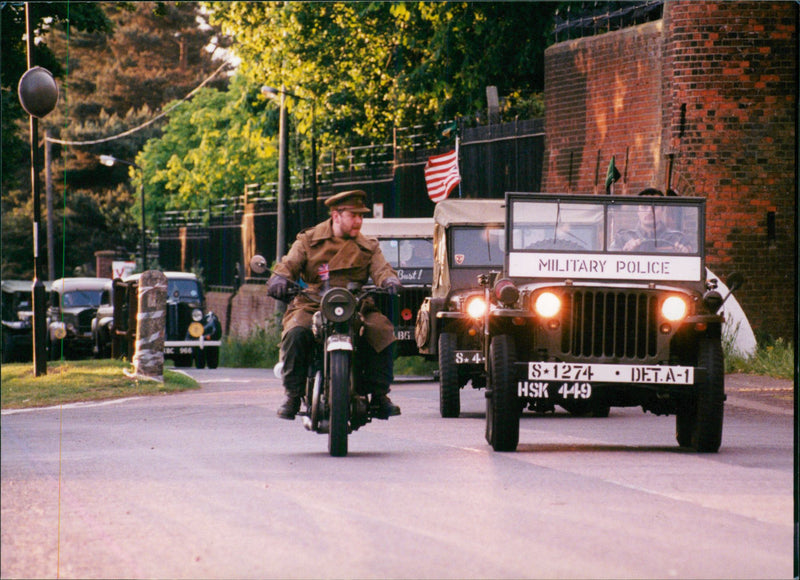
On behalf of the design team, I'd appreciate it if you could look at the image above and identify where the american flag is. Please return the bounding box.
[424,145,461,203]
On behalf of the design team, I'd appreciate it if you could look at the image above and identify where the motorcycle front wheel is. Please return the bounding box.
[328,350,350,457]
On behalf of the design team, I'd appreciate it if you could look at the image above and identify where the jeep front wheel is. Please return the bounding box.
[487,334,519,452]
[676,337,724,452]
[438,332,460,418]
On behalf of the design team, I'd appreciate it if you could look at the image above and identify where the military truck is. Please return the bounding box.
[413,199,506,417]
[360,217,434,358]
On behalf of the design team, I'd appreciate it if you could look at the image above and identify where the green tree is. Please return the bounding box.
[203,1,557,149]
[133,74,279,217]
[1,2,229,279]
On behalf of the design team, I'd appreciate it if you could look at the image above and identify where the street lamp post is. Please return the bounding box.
[18,3,60,376]
[99,155,146,271]
[261,85,318,260]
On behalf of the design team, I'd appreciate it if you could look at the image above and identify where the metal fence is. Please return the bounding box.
[157,117,545,289]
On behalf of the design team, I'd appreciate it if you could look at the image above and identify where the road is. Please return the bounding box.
[1,368,794,579]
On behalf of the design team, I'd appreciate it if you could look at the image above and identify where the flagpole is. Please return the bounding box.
[456,135,462,198]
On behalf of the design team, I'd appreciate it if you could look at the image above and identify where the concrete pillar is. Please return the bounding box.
[126,270,167,381]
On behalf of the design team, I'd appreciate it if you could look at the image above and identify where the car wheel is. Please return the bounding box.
[487,334,519,452]
[438,332,460,418]
[205,346,220,369]
[194,348,206,369]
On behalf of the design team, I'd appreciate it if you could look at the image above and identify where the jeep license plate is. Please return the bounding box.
[454,350,484,364]
[526,362,694,385]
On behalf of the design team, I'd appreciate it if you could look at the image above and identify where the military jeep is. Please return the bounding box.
[483,192,739,453]
[360,217,434,358]
[414,199,506,417]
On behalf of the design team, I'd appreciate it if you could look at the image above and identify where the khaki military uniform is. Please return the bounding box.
[272,218,398,353]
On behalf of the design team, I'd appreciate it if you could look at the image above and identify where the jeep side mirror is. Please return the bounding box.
[726,272,744,293]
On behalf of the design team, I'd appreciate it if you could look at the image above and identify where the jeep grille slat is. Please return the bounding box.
[561,289,657,360]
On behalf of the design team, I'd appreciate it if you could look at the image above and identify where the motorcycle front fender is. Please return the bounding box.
[326,333,353,352]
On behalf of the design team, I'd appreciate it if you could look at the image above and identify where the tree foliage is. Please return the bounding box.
[133,74,279,217]
[204,1,557,149]
[1,2,228,279]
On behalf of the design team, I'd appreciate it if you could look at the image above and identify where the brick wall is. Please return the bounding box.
[662,1,796,340]
[207,285,279,340]
[544,20,665,194]
[543,1,797,340]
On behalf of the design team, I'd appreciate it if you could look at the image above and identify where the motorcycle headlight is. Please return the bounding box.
[321,287,357,323]
[661,296,688,321]
[534,292,561,318]
[465,296,487,319]
[191,308,203,322]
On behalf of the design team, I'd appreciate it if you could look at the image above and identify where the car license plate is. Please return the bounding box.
[526,362,694,385]
[395,329,414,341]
[165,346,193,355]
[454,350,484,364]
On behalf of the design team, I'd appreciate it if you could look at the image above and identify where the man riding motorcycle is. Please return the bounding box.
[266,190,403,420]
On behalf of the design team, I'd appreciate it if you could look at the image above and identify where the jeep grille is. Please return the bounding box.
[559,289,658,360]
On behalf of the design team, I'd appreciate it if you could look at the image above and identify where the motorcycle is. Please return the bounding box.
[251,254,393,457]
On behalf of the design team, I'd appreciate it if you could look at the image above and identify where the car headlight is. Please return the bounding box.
[191,308,204,322]
[465,296,487,319]
[49,321,67,340]
[661,296,688,321]
[534,292,561,318]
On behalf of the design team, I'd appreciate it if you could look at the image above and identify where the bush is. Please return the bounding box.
[725,337,795,380]
[220,316,282,368]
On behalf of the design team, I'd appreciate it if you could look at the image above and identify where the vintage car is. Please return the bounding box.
[103,271,222,368]
[481,192,738,453]
[360,217,434,357]
[413,198,506,417]
[1,279,50,363]
[48,277,111,359]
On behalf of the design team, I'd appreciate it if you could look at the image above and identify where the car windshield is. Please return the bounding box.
[379,239,433,269]
[168,279,201,301]
[61,290,104,307]
[451,226,505,267]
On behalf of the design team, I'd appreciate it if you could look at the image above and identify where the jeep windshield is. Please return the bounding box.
[506,194,704,282]
[450,226,505,267]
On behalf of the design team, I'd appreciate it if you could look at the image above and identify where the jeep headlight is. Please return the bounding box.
[661,296,688,321]
[534,292,561,318]
[465,296,487,319]
[191,308,203,322]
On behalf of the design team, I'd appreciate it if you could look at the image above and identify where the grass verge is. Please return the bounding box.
[1,359,199,410]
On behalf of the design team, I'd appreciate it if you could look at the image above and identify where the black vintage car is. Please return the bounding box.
[1,279,50,363]
[482,192,739,453]
[94,271,222,368]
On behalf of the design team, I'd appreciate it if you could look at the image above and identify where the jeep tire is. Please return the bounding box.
[438,332,460,418]
[487,334,519,452]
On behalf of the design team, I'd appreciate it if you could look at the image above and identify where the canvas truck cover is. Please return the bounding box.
[360,217,434,239]
[432,199,506,298]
